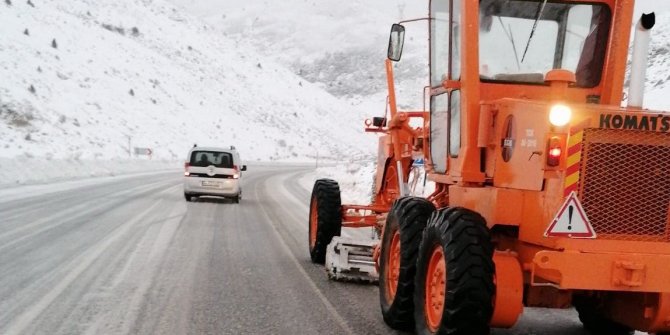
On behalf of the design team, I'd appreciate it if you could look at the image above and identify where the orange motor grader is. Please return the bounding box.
[309,0,670,334]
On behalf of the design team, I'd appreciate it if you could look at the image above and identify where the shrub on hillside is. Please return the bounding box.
[102,23,125,35]
[0,103,35,128]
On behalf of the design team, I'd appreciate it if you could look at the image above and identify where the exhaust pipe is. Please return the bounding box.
[628,12,655,108]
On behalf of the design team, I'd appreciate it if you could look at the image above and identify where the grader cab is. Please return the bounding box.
[309,0,670,334]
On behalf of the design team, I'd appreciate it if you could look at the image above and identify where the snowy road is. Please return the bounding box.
[0,165,645,335]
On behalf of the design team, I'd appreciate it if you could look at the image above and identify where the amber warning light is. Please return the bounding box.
[549,104,572,127]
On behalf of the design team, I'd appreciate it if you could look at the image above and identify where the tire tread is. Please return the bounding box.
[309,179,342,264]
[379,196,436,330]
[415,207,494,335]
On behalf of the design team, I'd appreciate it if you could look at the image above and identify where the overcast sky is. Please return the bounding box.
[635,0,670,17]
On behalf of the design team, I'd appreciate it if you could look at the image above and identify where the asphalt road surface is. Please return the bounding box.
[0,165,646,335]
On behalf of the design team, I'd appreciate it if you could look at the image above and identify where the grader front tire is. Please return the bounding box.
[414,207,495,335]
[379,196,435,331]
[308,179,342,264]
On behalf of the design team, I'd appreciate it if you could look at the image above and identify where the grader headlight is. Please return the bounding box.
[549,104,572,127]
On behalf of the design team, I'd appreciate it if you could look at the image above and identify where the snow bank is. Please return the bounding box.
[299,159,435,205]
[0,157,179,188]
[298,161,375,205]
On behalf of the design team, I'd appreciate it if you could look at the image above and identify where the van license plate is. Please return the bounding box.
[201,180,222,188]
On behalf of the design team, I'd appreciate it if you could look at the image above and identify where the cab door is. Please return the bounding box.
[428,0,462,175]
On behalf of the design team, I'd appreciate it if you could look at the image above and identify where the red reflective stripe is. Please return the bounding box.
[567,144,582,157]
[566,163,581,176]
[564,184,578,197]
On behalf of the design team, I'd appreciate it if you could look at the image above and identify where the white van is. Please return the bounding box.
[183,146,247,203]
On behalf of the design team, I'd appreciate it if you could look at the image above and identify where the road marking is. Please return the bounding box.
[253,179,355,335]
[86,186,185,335]
[0,180,177,253]
[4,198,168,335]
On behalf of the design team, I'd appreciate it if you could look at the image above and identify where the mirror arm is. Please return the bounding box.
[386,59,399,119]
[442,80,461,91]
[398,17,430,25]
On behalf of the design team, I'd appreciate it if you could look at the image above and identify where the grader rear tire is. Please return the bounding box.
[414,207,495,335]
[308,179,342,264]
[573,295,634,335]
[379,196,435,331]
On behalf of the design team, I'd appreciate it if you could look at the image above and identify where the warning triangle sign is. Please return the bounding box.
[544,192,596,238]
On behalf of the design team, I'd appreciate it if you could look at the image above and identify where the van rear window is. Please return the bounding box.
[189,151,234,168]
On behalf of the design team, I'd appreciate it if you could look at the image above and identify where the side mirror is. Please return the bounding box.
[387,24,405,62]
[241,165,247,171]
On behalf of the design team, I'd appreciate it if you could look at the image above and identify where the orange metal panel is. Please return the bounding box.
[449,186,524,227]
[374,136,392,196]
[491,101,550,191]
[531,250,670,292]
[440,0,486,184]
[600,0,634,105]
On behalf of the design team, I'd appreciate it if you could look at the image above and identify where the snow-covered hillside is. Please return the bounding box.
[174,0,669,112]
[167,0,430,110]
[634,12,670,109]
[0,0,375,161]
[0,0,668,186]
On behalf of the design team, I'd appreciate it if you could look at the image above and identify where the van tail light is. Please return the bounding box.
[184,162,190,176]
[547,137,562,167]
[232,165,240,179]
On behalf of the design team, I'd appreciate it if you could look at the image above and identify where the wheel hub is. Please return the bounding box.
[425,245,446,332]
[309,198,318,248]
[386,231,401,300]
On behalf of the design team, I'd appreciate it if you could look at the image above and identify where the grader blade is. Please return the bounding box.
[325,237,378,283]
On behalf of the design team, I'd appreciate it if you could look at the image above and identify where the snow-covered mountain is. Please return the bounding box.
[0,0,376,161]
[1,0,668,165]
[633,12,670,109]
[167,0,431,110]
[175,0,669,112]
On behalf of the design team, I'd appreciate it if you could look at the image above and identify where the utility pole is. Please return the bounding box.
[127,135,132,158]
[315,150,319,169]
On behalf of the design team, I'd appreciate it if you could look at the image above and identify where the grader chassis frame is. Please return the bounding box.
[309,0,670,334]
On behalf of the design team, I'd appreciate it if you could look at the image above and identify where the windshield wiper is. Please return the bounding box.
[498,17,521,71]
[521,0,548,63]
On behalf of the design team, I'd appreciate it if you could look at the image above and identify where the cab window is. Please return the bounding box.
[190,151,234,168]
[478,0,610,87]
[430,1,451,87]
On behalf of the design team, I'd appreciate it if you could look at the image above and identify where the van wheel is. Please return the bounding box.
[308,179,342,264]
[414,207,495,335]
[184,193,193,202]
[379,196,435,331]
[232,195,240,204]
